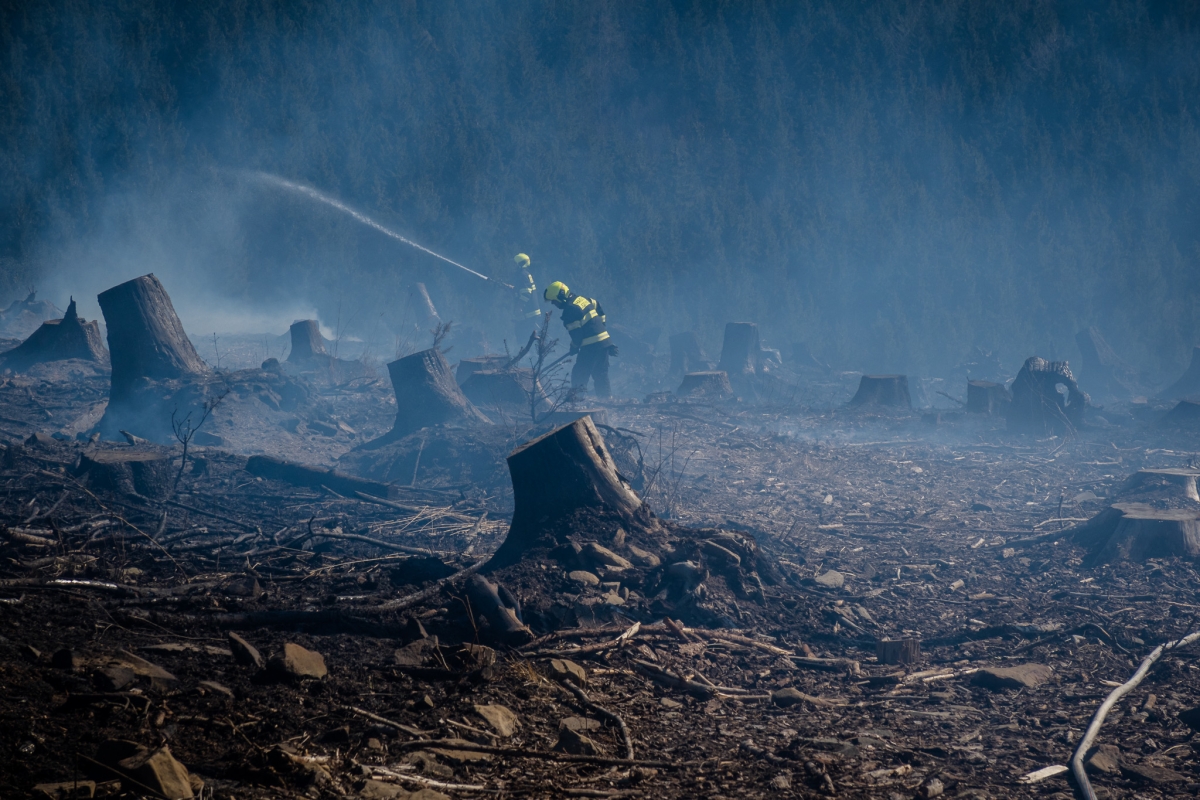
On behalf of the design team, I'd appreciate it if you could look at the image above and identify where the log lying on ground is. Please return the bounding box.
[245,455,392,499]
[966,380,1010,415]
[668,332,707,376]
[487,416,658,569]
[849,375,911,408]
[97,274,208,403]
[0,299,108,372]
[286,320,329,363]
[1006,357,1087,434]
[1075,326,1141,400]
[365,348,490,446]
[1072,503,1200,565]
[1159,399,1200,428]
[77,448,173,499]
[676,371,732,397]
[1159,346,1200,400]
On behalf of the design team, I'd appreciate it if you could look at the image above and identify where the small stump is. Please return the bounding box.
[676,371,732,397]
[78,448,173,499]
[380,348,490,442]
[461,369,541,407]
[286,320,329,363]
[849,375,911,408]
[1006,357,1087,434]
[716,322,760,380]
[966,380,1010,415]
[876,638,920,665]
[0,299,108,373]
[456,355,510,384]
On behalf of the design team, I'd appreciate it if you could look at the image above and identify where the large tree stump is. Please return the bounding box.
[77,448,173,499]
[668,332,707,376]
[488,416,655,569]
[1160,346,1200,400]
[1006,357,1087,434]
[676,371,733,397]
[1160,399,1200,428]
[716,322,760,380]
[0,299,108,372]
[849,375,911,407]
[966,380,1010,415]
[1075,327,1140,399]
[382,348,489,442]
[287,320,329,363]
[1118,469,1200,503]
[1072,503,1200,564]
[97,274,208,403]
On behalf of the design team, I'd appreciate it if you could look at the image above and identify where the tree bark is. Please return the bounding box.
[0,299,108,372]
[461,368,543,407]
[287,320,329,362]
[849,375,911,408]
[382,348,490,442]
[966,380,1010,415]
[488,415,654,569]
[668,332,706,376]
[676,371,733,397]
[456,355,510,384]
[1073,503,1200,565]
[77,448,173,499]
[1006,357,1087,434]
[1117,468,1200,502]
[97,274,208,402]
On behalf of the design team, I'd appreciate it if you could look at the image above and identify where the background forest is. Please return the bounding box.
[1,0,1198,378]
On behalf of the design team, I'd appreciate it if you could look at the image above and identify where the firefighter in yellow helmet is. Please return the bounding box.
[511,253,541,340]
[543,281,617,397]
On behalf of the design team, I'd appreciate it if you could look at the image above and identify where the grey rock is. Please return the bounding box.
[582,542,633,569]
[971,664,1052,691]
[813,570,845,588]
[227,632,264,669]
[474,703,518,737]
[549,658,587,686]
[94,665,136,692]
[560,716,602,733]
[268,643,328,680]
[771,688,808,707]
[1085,744,1121,774]
[568,570,600,586]
[627,545,661,567]
[555,727,602,755]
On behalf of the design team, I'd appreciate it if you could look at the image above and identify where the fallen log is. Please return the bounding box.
[245,455,392,499]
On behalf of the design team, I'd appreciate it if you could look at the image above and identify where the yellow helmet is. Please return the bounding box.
[514,253,530,269]
[544,281,569,302]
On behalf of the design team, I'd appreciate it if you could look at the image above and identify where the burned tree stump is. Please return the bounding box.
[716,322,760,380]
[1072,503,1200,565]
[1075,327,1140,399]
[456,355,510,384]
[97,274,208,403]
[488,416,656,569]
[1118,469,1200,503]
[966,380,1010,415]
[0,299,108,372]
[668,332,707,376]
[77,448,173,499]
[1160,399,1200,428]
[676,371,733,397]
[1006,357,1088,434]
[380,348,489,442]
[461,369,543,407]
[849,375,911,408]
[877,638,920,666]
[1160,346,1200,400]
[287,320,329,363]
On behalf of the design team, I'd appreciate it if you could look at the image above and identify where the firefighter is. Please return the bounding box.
[543,280,617,397]
[512,253,542,340]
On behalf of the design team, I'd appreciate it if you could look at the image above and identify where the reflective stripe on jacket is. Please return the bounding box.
[559,294,610,349]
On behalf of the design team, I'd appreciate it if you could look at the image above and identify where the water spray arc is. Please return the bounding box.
[250,172,502,285]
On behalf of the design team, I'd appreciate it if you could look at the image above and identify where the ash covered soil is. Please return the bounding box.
[2,355,1200,799]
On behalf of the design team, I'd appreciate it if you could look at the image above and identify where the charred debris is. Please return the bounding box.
[3,276,1200,798]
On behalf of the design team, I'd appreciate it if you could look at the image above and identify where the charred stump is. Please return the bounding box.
[0,299,108,372]
[849,375,911,408]
[488,416,657,569]
[461,369,544,407]
[1160,399,1200,428]
[668,332,707,376]
[716,322,760,381]
[966,380,1010,415]
[676,371,733,397]
[1006,357,1087,434]
[1075,327,1140,399]
[1160,346,1200,400]
[1118,469,1200,503]
[77,448,173,499]
[97,274,208,403]
[373,348,489,444]
[1072,503,1200,565]
[287,320,329,363]
[456,355,510,384]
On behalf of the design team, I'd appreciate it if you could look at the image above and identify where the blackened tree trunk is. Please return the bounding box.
[966,380,1010,415]
[849,375,911,407]
[455,355,510,384]
[488,415,656,569]
[716,322,759,380]
[77,448,173,499]
[668,332,706,376]
[97,274,207,402]
[0,299,108,372]
[385,348,490,441]
[287,320,329,363]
